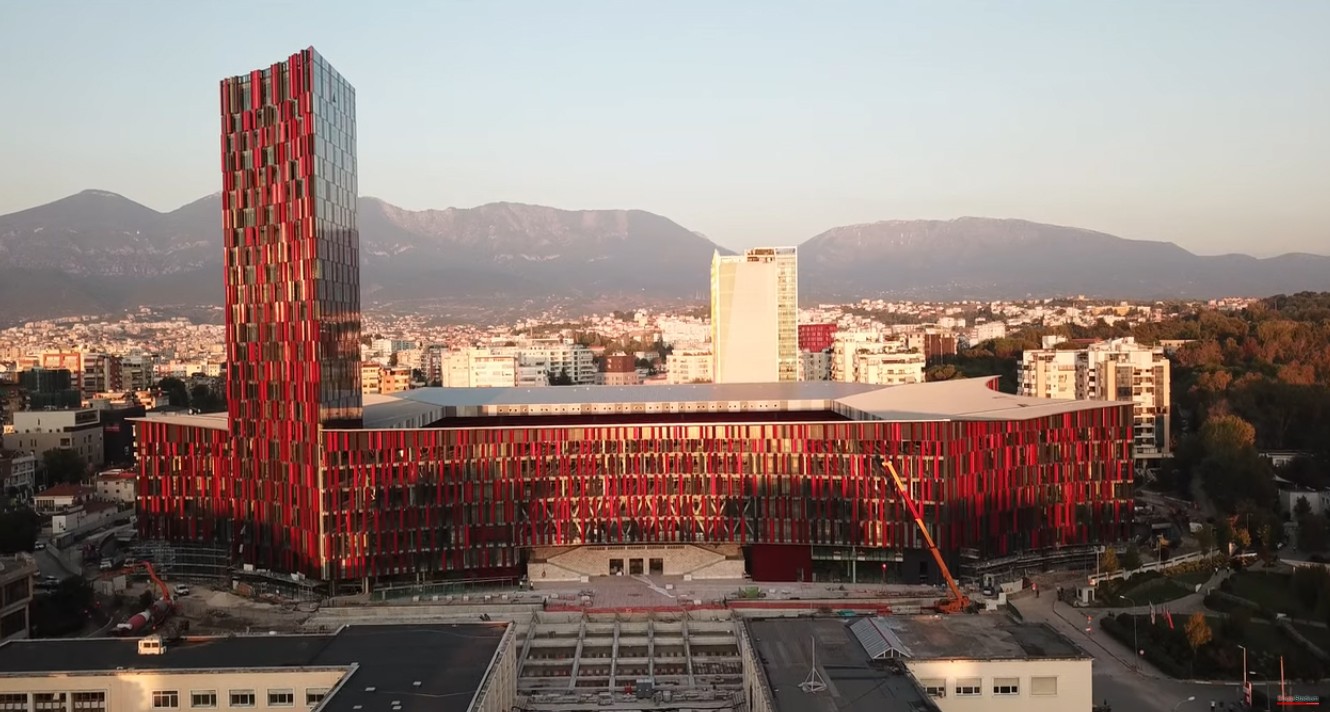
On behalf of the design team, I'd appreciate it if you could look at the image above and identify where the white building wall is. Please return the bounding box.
[0,668,346,712]
[1018,350,1079,400]
[854,352,925,386]
[712,254,779,383]
[667,349,714,385]
[711,248,797,384]
[906,658,1092,712]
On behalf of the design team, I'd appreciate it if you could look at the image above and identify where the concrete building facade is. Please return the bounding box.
[665,349,713,384]
[1018,348,1079,400]
[596,355,641,386]
[710,248,797,384]
[1020,337,1171,462]
[4,409,104,470]
[0,556,36,645]
[854,351,925,386]
[0,452,37,498]
[0,624,515,712]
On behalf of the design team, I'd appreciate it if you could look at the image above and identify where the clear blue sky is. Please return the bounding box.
[2,1,1326,255]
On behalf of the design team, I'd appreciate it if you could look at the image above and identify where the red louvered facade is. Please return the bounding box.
[138,402,1133,585]
[134,48,1134,588]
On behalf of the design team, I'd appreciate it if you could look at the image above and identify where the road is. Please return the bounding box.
[1012,586,1330,710]
[33,541,81,580]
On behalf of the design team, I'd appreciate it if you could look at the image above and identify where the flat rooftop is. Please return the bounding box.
[863,615,1086,661]
[748,618,940,712]
[136,378,1119,431]
[0,624,508,712]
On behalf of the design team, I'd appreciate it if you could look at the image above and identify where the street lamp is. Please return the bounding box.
[1120,594,1140,661]
[1171,695,1196,711]
[1239,644,1249,701]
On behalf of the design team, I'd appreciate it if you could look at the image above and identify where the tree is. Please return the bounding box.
[0,507,40,554]
[157,377,190,407]
[189,383,224,412]
[1100,548,1121,574]
[1121,545,1143,571]
[1184,612,1212,653]
[1295,496,1313,520]
[1234,527,1252,550]
[1298,513,1329,553]
[548,368,574,386]
[42,448,85,486]
[1195,525,1215,552]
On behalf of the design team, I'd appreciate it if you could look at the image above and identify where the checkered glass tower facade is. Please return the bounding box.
[218,48,361,572]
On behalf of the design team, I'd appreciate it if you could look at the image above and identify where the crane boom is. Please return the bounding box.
[881,458,971,614]
[120,561,172,604]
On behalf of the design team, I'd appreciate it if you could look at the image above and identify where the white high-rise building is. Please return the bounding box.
[710,248,798,384]
[1019,337,1171,461]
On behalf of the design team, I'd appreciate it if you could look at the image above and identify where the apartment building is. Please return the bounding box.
[666,348,713,384]
[1018,349,1079,400]
[3,409,104,469]
[1020,337,1171,461]
[0,452,37,496]
[798,350,832,381]
[596,355,641,386]
[0,556,36,645]
[855,351,926,386]
[359,362,382,394]
[80,353,123,397]
[120,354,157,393]
[442,349,520,388]
[515,340,596,385]
[1077,338,1171,460]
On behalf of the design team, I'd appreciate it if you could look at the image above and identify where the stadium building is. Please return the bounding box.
[134,48,1134,591]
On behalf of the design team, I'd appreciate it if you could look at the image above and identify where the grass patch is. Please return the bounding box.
[1226,572,1314,619]
[1099,572,1193,606]
[1171,568,1213,588]
[1103,613,1329,680]
[1293,623,1330,653]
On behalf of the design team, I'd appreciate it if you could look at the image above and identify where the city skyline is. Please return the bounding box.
[1,1,1327,257]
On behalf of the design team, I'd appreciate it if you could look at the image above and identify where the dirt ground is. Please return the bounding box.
[116,580,316,635]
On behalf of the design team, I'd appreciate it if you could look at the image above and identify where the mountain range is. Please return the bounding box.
[2,189,1328,323]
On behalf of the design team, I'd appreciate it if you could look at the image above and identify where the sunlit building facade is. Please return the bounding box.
[135,49,1134,590]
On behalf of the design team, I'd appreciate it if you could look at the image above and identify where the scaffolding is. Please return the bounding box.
[957,545,1101,582]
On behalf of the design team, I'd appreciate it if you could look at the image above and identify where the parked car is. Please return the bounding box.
[33,542,46,551]
[173,585,191,597]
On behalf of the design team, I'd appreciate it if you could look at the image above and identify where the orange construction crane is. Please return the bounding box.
[880,458,972,614]
[123,560,173,606]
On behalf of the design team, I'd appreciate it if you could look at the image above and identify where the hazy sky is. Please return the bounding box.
[1,1,1326,255]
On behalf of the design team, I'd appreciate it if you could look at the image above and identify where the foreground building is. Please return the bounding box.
[134,48,1133,590]
[0,555,36,645]
[0,624,515,712]
[753,616,1092,712]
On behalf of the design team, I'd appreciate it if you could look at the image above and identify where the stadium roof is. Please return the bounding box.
[136,378,1119,431]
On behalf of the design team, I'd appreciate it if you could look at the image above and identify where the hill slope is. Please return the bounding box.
[798,217,1330,300]
[3,194,1327,322]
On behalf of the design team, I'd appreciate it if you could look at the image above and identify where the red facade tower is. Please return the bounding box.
[218,48,361,572]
